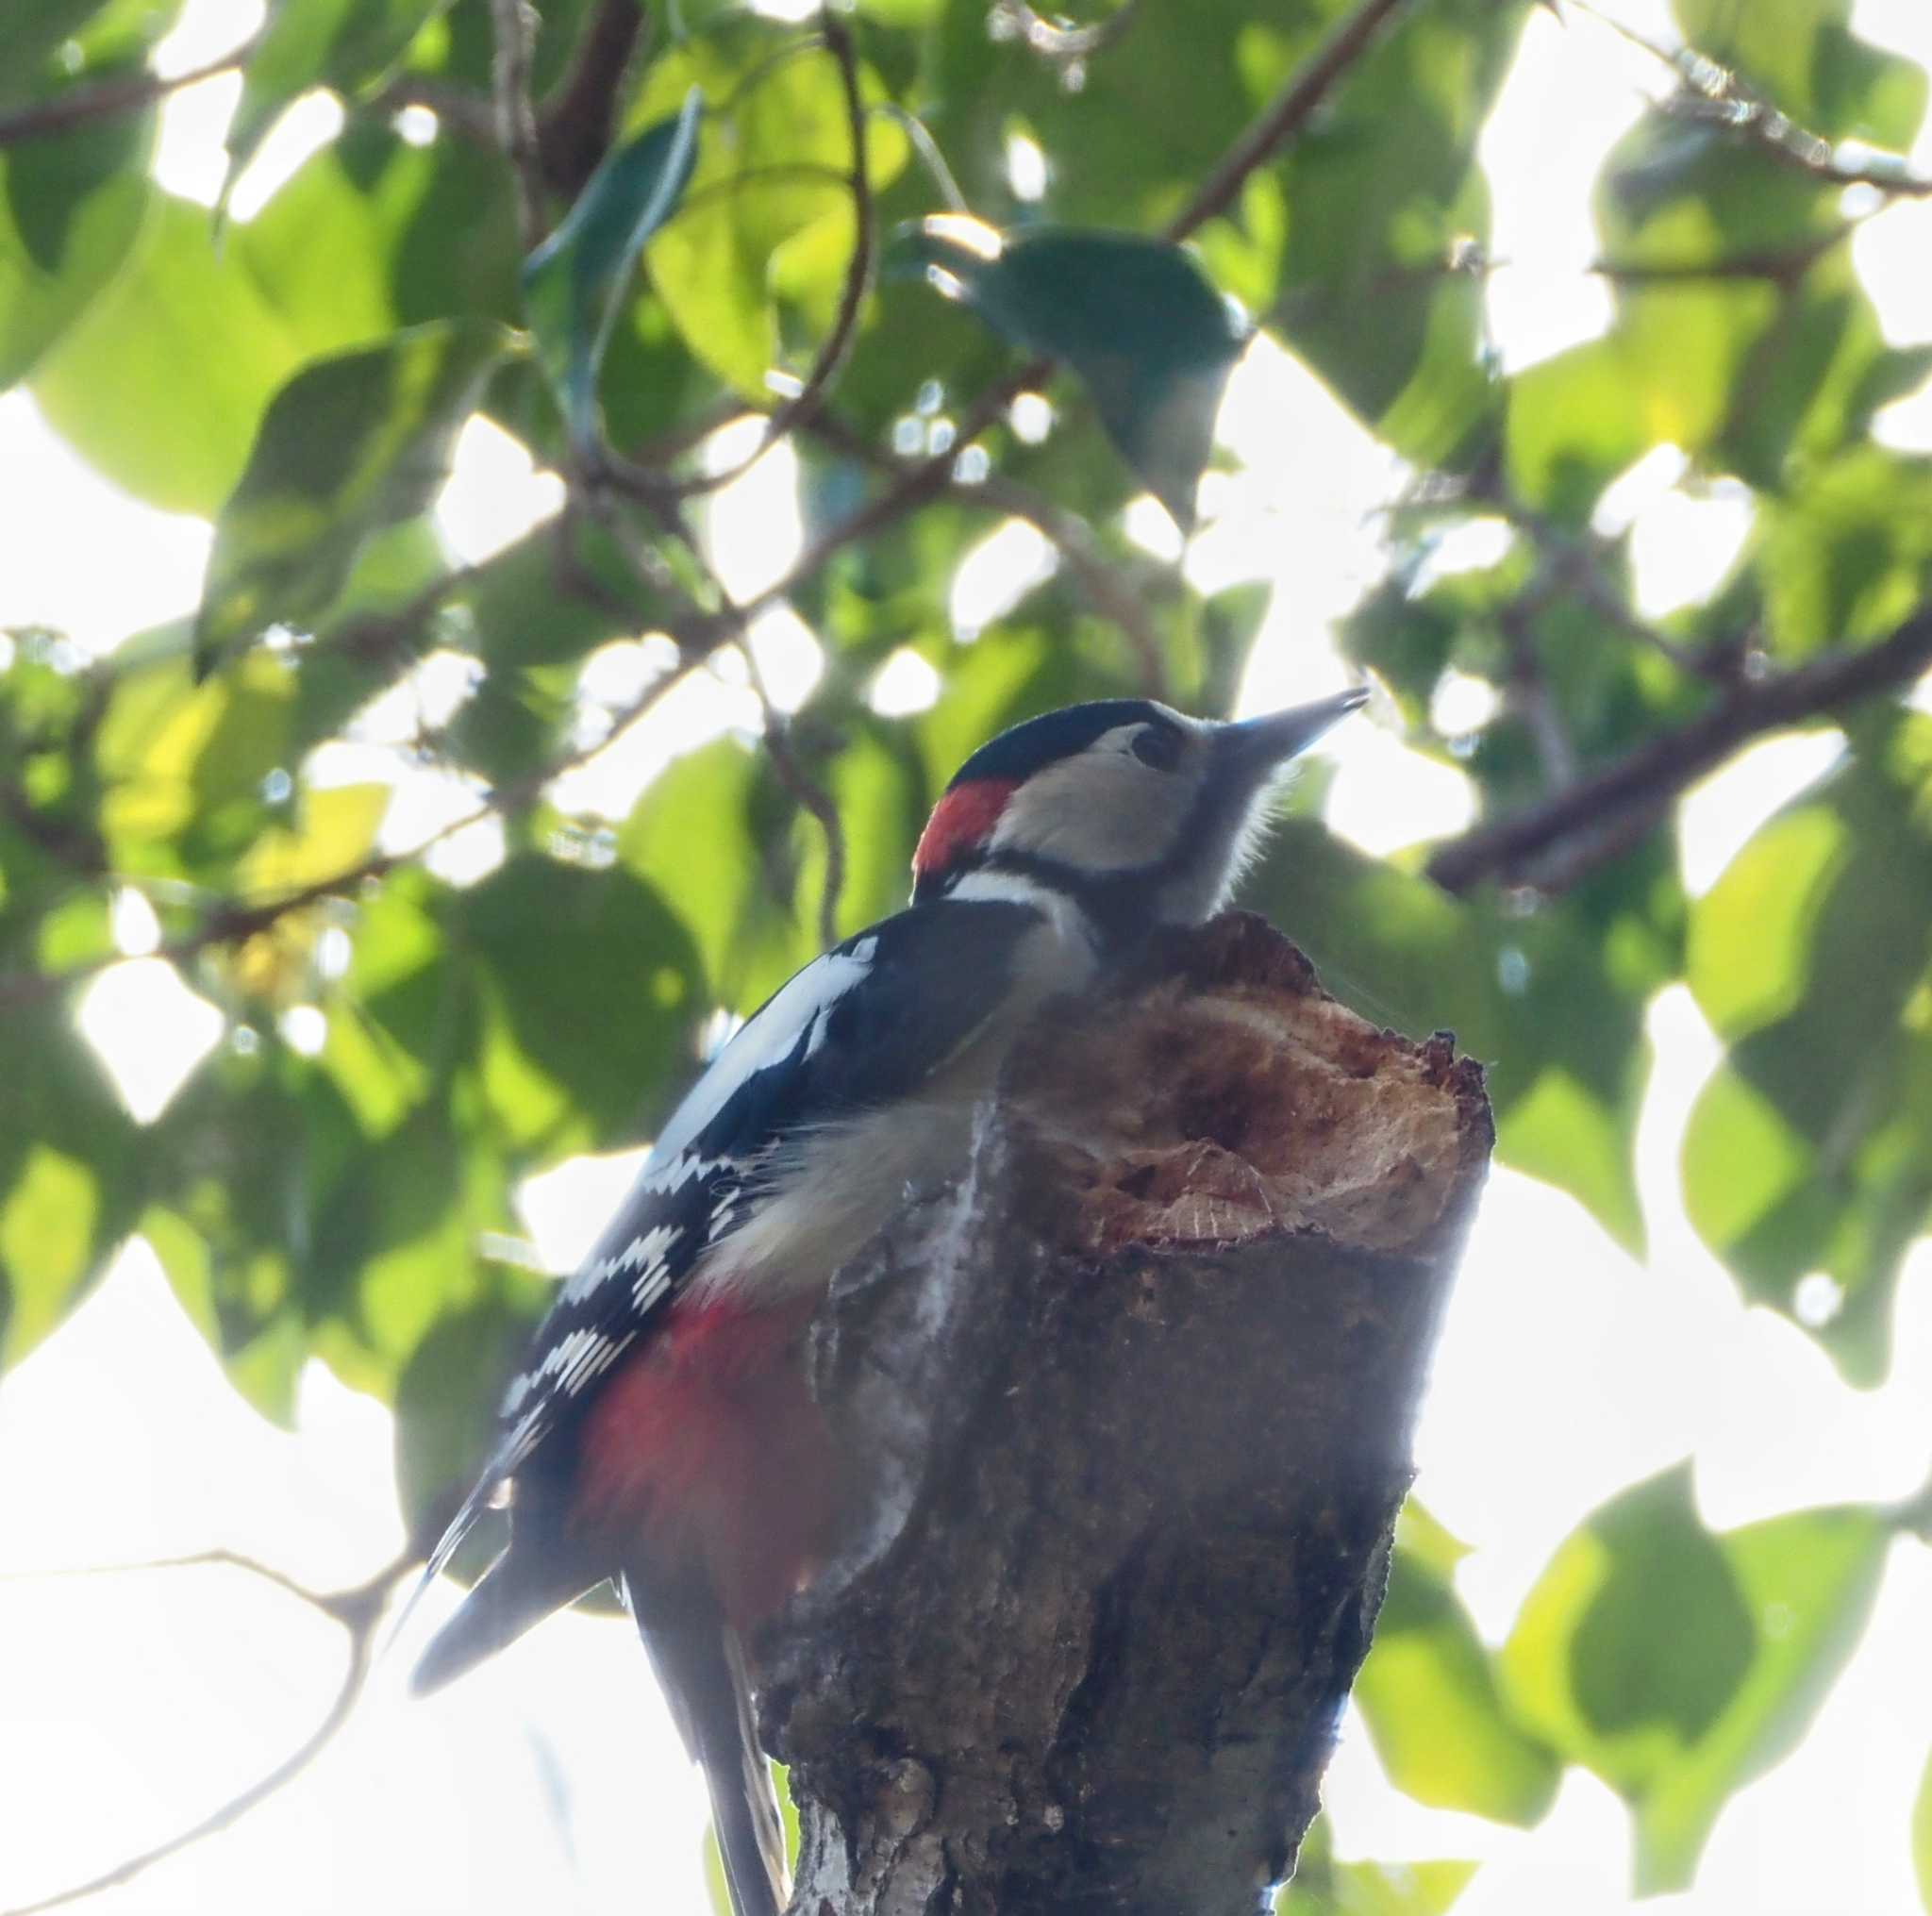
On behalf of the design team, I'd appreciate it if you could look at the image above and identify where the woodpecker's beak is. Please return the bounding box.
[1220,687,1369,784]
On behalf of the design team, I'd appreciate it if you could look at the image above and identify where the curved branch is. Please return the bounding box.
[638,12,876,501]
[0,1550,411,1916]
[1424,607,1932,893]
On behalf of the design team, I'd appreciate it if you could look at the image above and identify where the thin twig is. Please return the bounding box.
[1167,0,1415,241]
[1425,606,1932,893]
[1570,0,1932,199]
[0,37,258,148]
[625,12,876,502]
[368,73,502,149]
[1498,601,1578,788]
[0,1549,412,1916]
[806,412,1173,696]
[490,0,547,249]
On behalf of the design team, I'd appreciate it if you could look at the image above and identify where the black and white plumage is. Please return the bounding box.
[407,689,1367,1916]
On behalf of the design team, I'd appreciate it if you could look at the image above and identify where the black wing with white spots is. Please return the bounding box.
[416,893,1044,1586]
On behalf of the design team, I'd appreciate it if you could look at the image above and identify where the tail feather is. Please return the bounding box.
[625,1571,786,1916]
[411,1532,603,1697]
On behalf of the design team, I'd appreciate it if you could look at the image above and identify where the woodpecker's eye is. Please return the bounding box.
[1131,724,1184,772]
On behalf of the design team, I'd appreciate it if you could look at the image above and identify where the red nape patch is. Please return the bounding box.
[572,1296,834,1626]
[913,776,1018,880]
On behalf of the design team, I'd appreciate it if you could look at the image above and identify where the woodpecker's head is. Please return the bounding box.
[911,691,1367,936]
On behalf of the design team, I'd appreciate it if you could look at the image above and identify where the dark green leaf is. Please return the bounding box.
[0,68,154,387]
[194,317,515,672]
[522,85,703,451]
[892,218,1246,529]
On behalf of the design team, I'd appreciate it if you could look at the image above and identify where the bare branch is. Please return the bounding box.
[0,1550,411,1916]
[0,38,258,148]
[490,0,547,249]
[1425,607,1932,893]
[1167,0,1416,242]
[534,0,650,199]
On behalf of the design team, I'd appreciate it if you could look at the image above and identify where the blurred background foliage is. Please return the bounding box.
[2,0,1931,1908]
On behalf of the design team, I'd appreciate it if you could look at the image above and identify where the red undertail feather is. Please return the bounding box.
[575,1295,834,1628]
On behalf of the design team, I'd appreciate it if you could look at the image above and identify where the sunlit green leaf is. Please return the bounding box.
[194,318,515,672]
[1914,1743,1932,1914]
[1502,1466,1888,1891]
[522,86,702,450]
[632,21,908,399]
[1355,1540,1561,1825]
[1279,1816,1478,1916]
[1683,711,1932,1379]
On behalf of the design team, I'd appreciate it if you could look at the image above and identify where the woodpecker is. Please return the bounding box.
[409,689,1367,1916]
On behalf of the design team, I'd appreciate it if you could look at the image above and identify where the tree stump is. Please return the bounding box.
[758,912,1492,1916]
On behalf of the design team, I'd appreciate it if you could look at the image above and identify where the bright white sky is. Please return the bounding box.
[4,2,1932,1912]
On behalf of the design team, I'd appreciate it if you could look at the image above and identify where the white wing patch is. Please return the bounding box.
[644,942,876,1168]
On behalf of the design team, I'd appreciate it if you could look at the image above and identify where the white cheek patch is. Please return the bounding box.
[991,745,1189,873]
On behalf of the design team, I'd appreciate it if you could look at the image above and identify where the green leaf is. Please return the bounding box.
[1279,1818,1478,1916]
[459,853,705,1156]
[0,68,154,387]
[1355,1540,1561,1826]
[195,318,515,672]
[1269,0,1527,467]
[1671,0,1929,149]
[522,86,703,451]
[33,130,517,516]
[1914,1744,1932,1914]
[631,21,907,400]
[617,738,817,1014]
[94,647,298,881]
[892,218,1246,530]
[31,192,352,514]
[1683,712,1932,1380]
[1501,1466,1888,1892]
[0,1007,142,1371]
[222,0,453,208]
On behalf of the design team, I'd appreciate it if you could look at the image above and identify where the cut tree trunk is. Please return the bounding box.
[758,912,1491,1916]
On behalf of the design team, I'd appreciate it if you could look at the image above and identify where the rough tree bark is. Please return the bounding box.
[758,912,1492,1916]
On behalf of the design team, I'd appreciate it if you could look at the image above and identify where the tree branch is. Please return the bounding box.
[490,0,547,250]
[762,915,1491,1913]
[534,0,649,199]
[1167,0,1415,242]
[0,1549,412,1916]
[0,40,258,148]
[1425,607,1932,893]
